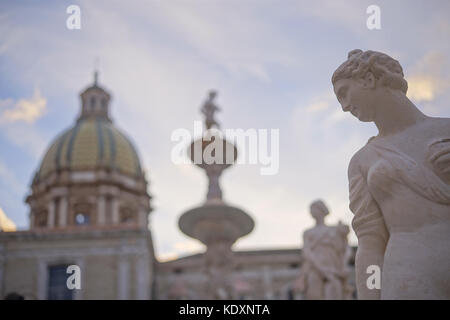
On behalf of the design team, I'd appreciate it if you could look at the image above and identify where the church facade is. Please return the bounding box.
[0,77,355,300]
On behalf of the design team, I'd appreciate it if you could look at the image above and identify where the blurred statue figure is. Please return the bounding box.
[201,90,221,129]
[332,49,450,299]
[297,200,352,300]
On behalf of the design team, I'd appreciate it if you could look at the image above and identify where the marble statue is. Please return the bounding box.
[201,90,221,129]
[297,200,352,300]
[332,49,450,299]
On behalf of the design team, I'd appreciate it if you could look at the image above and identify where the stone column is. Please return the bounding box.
[29,210,35,229]
[263,266,273,299]
[112,198,120,224]
[48,200,55,228]
[37,259,47,299]
[138,208,148,229]
[58,197,68,227]
[97,195,106,225]
[117,255,129,300]
[135,254,149,300]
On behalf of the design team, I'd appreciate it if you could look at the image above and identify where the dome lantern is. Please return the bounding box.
[79,71,111,122]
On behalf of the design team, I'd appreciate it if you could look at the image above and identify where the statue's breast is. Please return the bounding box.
[308,227,342,249]
[364,136,450,231]
[427,138,450,185]
[366,134,450,199]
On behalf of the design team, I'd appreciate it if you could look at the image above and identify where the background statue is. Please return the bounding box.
[296,200,352,299]
[332,49,450,299]
[201,90,221,129]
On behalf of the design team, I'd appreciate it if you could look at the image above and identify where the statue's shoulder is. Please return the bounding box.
[304,226,323,239]
[348,138,375,173]
[429,117,450,135]
[303,227,314,237]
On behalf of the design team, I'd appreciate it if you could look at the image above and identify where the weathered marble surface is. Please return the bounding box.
[297,200,353,300]
[332,49,450,299]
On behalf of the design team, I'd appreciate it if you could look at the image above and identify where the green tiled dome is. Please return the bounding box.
[37,118,142,180]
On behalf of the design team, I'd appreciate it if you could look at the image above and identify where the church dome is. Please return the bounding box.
[35,73,143,182]
[27,73,151,231]
[37,118,142,181]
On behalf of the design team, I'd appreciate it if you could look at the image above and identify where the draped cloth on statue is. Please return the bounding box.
[349,136,450,299]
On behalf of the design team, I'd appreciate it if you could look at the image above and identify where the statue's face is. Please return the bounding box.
[333,77,377,122]
[310,207,328,222]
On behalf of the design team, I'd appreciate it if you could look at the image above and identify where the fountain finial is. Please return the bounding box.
[201,90,221,129]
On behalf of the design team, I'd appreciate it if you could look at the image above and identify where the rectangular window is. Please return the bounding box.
[47,265,74,300]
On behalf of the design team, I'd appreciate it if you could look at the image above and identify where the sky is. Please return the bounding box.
[1,0,449,261]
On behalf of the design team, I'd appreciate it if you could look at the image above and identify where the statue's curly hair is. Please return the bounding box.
[332,49,408,94]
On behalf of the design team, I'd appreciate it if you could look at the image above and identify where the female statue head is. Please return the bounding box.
[208,90,218,100]
[332,49,408,122]
[310,199,329,224]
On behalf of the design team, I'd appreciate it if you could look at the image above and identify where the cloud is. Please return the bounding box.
[294,0,366,32]
[157,240,204,262]
[406,51,450,103]
[174,241,203,254]
[1,0,449,258]
[226,62,272,83]
[407,75,438,102]
[144,1,301,81]
[0,206,17,232]
[0,89,47,123]
[0,122,48,160]
[305,100,330,113]
[295,91,348,129]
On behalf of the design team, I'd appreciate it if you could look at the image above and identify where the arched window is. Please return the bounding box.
[90,97,96,111]
[120,207,135,224]
[75,213,90,225]
[101,98,107,110]
[72,203,92,226]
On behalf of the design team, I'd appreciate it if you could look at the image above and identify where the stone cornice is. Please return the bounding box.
[0,225,151,242]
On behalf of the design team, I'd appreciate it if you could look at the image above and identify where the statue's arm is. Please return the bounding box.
[348,155,389,299]
[301,232,315,265]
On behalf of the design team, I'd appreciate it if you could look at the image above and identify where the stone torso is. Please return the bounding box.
[352,117,450,299]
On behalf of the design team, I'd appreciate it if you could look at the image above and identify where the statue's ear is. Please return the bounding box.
[361,72,376,89]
